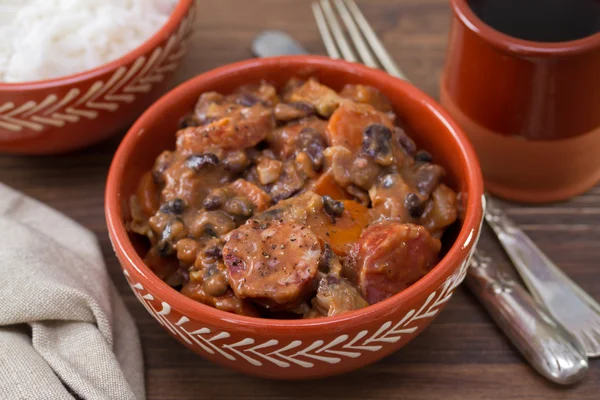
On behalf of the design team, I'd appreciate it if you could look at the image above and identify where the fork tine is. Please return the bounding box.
[312,2,341,59]
[343,0,408,80]
[319,0,357,62]
[332,0,378,68]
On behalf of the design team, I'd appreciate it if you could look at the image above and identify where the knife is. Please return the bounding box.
[251,30,589,385]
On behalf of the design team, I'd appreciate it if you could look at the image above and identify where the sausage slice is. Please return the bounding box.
[223,219,321,310]
[350,222,441,304]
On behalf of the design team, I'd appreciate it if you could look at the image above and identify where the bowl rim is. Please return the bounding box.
[105,55,484,329]
[451,0,600,57]
[0,0,193,89]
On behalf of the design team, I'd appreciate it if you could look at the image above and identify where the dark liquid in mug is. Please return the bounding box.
[467,0,600,42]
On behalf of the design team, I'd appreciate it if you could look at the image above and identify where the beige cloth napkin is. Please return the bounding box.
[0,184,145,400]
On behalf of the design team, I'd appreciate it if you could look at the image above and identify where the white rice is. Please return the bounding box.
[0,0,178,83]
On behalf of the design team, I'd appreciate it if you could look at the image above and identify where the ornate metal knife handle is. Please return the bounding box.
[465,250,588,384]
[485,196,600,357]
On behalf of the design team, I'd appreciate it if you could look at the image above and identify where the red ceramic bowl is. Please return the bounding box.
[0,0,195,154]
[106,56,484,380]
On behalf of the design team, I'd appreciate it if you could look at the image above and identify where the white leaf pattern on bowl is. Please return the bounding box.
[123,246,473,369]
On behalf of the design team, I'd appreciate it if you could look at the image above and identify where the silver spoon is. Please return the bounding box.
[251,29,589,384]
[252,30,307,58]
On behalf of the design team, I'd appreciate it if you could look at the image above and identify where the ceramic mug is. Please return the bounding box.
[441,0,600,203]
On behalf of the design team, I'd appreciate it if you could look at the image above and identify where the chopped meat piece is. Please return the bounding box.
[193,91,228,124]
[274,102,316,121]
[152,151,175,185]
[294,127,327,171]
[231,82,279,106]
[281,77,306,99]
[326,101,394,153]
[267,117,327,160]
[287,78,344,117]
[188,210,237,239]
[203,179,272,219]
[420,184,458,237]
[369,174,413,223]
[267,160,305,202]
[323,146,381,190]
[160,157,230,206]
[311,274,369,316]
[256,155,284,185]
[229,179,272,212]
[177,103,275,155]
[339,84,393,113]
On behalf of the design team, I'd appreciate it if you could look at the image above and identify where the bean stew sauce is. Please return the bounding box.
[127,78,458,318]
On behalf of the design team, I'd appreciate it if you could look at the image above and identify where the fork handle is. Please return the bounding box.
[465,250,588,385]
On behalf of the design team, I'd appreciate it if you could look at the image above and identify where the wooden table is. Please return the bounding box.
[1,0,599,398]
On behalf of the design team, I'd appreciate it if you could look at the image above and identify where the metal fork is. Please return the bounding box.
[311,0,408,81]
[311,0,600,359]
[310,0,592,380]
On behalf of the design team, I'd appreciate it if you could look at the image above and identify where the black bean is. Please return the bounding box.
[271,187,301,203]
[178,115,199,129]
[405,192,426,218]
[152,151,174,185]
[396,127,416,155]
[364,123,392,141]
[415,164,444,196]
[204,245,223,258]
[179,267,190,283]
[204,225,218,237]
[157,241,174,257]
[274,102,316,121]
[185,153,219,171]
[295,128,327,170]
[236,92,262,107]
[160,198,186,215]
[323,195,345,220]
[224,197,253,217]
[289,102,315,114]
[414,150,433,163]
[269,163,304,202]
[318,244,334,273]
[203,193,223,211]
[362,124,394,166]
